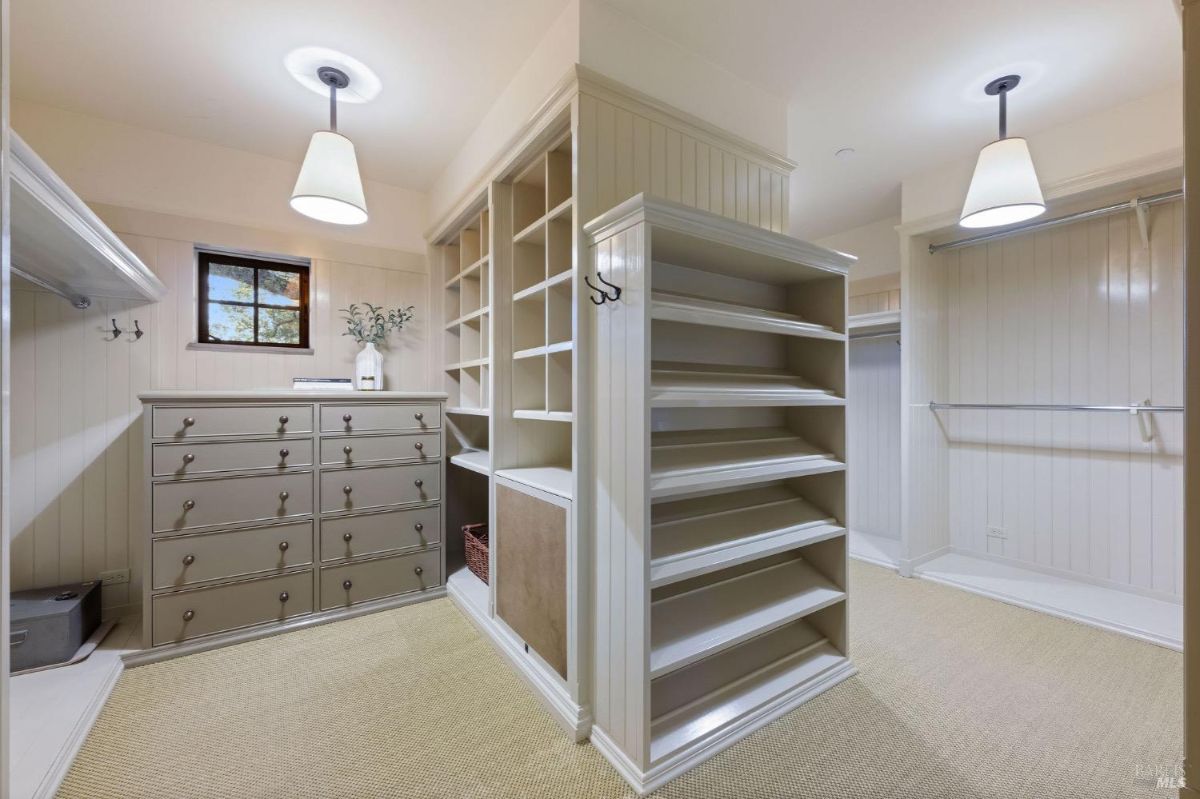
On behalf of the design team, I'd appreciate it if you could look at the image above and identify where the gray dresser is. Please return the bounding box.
[139,391,446,653]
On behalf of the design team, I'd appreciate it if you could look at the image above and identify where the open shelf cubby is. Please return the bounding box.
[441,202,493,418]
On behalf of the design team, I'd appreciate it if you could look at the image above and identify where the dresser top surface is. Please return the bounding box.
[139,390,447,403]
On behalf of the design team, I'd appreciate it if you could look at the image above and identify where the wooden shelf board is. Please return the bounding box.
[444,307,490,330]
[547,196,574,222]
[450,449,491,476]
[651,488,844,588]
[447,566,489,618]
[495,466,573,500]
[444,254,490,288]
[651,291,843,341]
[514,217,547,245]
[848,309,900,337]
[513,198,574,248]
[513,341,573,361]
[650,427,845,499]
[513,270,573,303]
[446,406,491,417]
[444,357,490,371]
[649,558,845,679]
[513,409,574,423]
[650,362,844,408]
[650,637,848,763]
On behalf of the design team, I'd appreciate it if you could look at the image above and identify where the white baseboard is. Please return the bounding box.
[897,545,950,577]
[591,661,857,795]
[30,656,123,799]
[914,551,1181,651]
[447,579,591,741]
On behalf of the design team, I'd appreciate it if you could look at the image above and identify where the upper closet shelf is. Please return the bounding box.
[650,428,844,499]
[651,291,843,341]
[649,557,845,679]
[651,486,844,588]
[11,131,166,308]
[650,362,843,408]
[848,309,900,338]
[445,254,489,288]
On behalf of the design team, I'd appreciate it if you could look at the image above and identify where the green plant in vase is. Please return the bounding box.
[340,303,415,390]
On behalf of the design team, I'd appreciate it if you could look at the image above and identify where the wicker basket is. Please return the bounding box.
[463,523,489,584]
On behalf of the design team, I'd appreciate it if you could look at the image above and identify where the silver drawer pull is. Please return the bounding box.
[182,453,195,464]
[279,591,290,602]
[182,609,195,622]
[414,479,424,488]
[343,445,353,455]
[342,413,353,423]
[342,579,353,590]
[279,541,290,552]
[414,442,424,451]
[414,566,424,576]
[279,448,290,459]
[182,554,195,566]
[414,412,424,421]
[183,416,195,427]
[414,522,424,532]
[343,532,353,542]
[183,499,195,511]
[279,415,289,425]
[279,491,290,501]
[343,485,353,495]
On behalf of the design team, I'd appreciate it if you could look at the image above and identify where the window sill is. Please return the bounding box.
[187,342,315,356]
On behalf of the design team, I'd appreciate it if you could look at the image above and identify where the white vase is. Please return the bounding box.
[355,341,384,390]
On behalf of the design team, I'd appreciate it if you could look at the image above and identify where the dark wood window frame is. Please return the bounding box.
[196,251,310,349]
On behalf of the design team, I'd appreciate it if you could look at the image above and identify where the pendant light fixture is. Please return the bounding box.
[959,75,1045,229]
[290,66,368,226]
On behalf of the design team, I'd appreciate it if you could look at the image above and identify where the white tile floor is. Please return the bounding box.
[10,616,141,799]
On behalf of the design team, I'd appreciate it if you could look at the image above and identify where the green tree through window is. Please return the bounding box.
[197,251,310,349]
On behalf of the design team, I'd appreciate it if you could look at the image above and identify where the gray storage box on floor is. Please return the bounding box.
[10,581,101,672]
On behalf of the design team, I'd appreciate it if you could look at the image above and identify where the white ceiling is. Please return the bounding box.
[13,1,1182,239]
[604,0,1182,238]
[12,0,570,192]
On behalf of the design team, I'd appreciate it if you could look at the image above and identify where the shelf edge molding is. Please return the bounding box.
[11,131,167,307]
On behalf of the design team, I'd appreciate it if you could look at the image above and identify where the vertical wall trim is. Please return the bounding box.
[1180,1,1200,794]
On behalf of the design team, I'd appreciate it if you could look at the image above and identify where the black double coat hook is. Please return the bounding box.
[585,271,622,305]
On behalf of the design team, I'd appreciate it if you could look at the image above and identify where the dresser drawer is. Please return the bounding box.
[319,403,440,434]
[152,472,314,533]
[320,463,440,514]
[320,433,440,467]
[152,521,314,589]
[152,438,313,477]
[152,571,313,646]
[319,549,441,610]
[152,404,313,440]
[320,507,440,563]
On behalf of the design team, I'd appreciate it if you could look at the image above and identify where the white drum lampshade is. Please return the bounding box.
[959,136,1045,229]
[290,130,368,226]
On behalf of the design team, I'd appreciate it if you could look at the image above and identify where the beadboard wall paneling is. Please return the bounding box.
[901,237,950,564]
[942,201,1183,597]
[576,92,789,232]
[11,227,429,611]
[849,335,901,540]
[848,289,900,316]
[589,223,650,764]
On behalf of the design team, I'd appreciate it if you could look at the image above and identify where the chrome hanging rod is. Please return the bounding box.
[928,189,1183,254]
[12,265,91,309]
[929,401,1182,414]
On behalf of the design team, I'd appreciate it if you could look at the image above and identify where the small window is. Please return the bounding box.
[197,251,310,349]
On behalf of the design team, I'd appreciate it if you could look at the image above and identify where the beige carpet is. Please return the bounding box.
[58,562,1182,798]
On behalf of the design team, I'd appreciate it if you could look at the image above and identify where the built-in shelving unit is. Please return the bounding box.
[508,135,575,445]
[587,195,855,793]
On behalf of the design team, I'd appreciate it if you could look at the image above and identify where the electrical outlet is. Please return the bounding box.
[987,526,1006,539]
[99,568,130,586]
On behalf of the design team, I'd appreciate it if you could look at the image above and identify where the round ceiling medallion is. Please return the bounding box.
[284,46,381,104]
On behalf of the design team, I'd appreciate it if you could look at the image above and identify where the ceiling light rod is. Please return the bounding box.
[318,66,349,133]
[986,74,1018,139]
